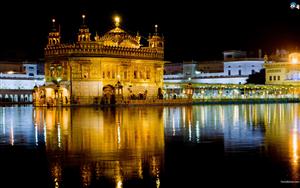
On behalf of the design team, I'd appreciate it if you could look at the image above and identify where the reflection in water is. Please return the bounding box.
[164,104,300,182]
[1,104,300,186]
[0,107,35,146]
[34,107,165,187]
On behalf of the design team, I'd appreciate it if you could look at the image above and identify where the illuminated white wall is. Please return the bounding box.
[224,60,264,76]
[164,59,264,84]
[191,77,248,84]
[0,78,44,89]
[0,63,45,90]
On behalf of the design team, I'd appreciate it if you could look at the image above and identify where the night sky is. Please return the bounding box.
[0,0,298,62]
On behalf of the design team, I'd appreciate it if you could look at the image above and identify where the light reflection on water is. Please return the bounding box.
[0,104,300,186]
[163,104,300,183]
[34,107,165,188]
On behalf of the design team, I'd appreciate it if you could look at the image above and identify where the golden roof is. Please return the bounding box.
[98,26,141,48]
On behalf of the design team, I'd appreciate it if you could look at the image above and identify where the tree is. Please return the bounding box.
[246,69,265,84]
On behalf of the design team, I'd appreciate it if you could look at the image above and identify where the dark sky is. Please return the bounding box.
[0,0,298,61]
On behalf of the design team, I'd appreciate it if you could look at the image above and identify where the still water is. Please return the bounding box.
[0,104,299,187]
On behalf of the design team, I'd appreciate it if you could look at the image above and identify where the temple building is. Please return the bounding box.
[34,15,165,106]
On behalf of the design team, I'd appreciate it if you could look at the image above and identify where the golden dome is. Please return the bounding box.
[98,16,141,48]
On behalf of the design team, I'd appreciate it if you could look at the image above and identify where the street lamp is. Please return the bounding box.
[115,81,123,96]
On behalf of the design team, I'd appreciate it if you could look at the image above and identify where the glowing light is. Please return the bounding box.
[155,24,158,28]
[172,113,176,136]
[10,119,14,146]
[292,57,298,64]
[35,124,38,146]
[44,122,47,143]
[291,2,296,9]
[290,2,300,9]
[188,120,192,141]
[156,178,160,188]
[52,19,55,23]
[116,179,122,188]
[196,120,200,143]
[82,14,86,19]
[117,124,121,145]
[57,123,61,148]
[2,107,5,135]
[114,16,120,27]
[7,71,14,74]
[292,125,298,164]
[116,177,123,188]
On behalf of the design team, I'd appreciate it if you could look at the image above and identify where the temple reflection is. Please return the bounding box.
[34,107,164,187]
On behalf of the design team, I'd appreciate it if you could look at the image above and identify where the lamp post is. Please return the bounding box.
[115,80,123,104]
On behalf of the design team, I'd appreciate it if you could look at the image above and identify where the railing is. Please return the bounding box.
[34,92,300,107]
[121,98,192,105]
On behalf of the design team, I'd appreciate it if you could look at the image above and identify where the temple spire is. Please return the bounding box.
[77,14,91,42]
[48,18,61,46]
[148,24,164,49]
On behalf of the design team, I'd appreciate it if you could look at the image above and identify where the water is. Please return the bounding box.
[0,104,299,187]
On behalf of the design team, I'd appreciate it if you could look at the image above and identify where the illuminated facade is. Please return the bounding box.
[34,15,165,106]
[265,52,300,86]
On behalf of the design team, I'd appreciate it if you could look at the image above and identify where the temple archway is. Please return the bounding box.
[102,85,115,104]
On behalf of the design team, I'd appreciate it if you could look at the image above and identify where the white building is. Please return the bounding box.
[0,61,45,103]
[164,50,265,85]
[0,63,44,89]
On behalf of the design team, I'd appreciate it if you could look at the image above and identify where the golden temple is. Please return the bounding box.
[34,15,166,106]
